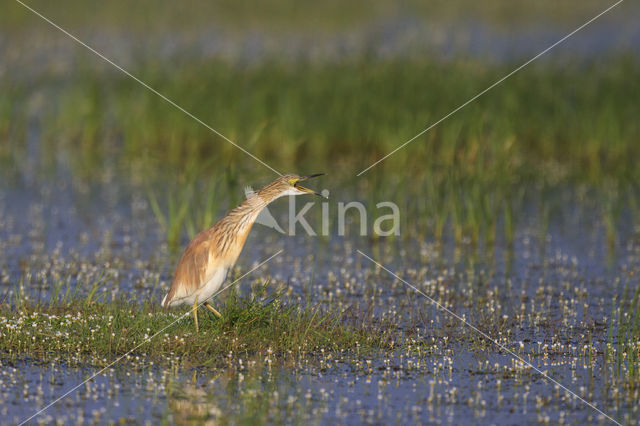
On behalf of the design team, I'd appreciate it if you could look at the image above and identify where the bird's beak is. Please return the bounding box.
[294,173,326,198]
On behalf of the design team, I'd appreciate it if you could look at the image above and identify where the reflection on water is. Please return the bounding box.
[4,342,638,424]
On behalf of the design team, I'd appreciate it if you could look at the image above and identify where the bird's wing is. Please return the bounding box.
[164,229,225,306]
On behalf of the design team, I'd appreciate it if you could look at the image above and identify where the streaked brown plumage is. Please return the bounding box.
[161,173,323,332]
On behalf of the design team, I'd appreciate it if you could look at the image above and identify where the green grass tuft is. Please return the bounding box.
[0,287,392,367]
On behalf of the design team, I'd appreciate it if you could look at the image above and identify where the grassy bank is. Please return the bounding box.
[0,288,394,367]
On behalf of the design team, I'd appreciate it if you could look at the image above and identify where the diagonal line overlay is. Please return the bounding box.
[357,249,621,425]
[357,0,625,176]
[20,250,283,425]
[14,0,282,177]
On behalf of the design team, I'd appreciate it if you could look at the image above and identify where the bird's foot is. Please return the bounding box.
[204,302,222,319]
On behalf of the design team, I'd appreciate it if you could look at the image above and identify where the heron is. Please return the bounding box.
[161,173,324,332]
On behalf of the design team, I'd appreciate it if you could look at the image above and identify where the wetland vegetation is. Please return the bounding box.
[2,0,640,423]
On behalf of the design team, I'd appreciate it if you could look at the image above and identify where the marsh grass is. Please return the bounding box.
[2,51,639,248]
[2,56,632,184]
[147,175,221,250]
[0,285,393,368]
[604,281,640,392]
[144,164,254,250]
[2,55,636,247]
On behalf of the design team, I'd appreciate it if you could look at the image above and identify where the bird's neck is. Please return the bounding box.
[218,186,286,238]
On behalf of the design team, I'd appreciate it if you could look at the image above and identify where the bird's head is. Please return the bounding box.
[268,173,326,198]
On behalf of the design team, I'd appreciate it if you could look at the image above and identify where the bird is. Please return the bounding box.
[161,173,324,332]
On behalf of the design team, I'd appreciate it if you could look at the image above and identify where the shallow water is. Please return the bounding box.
[2,346,636,424]
[2,2,640,422]
[2,9,640,84]
[1,172,639,424]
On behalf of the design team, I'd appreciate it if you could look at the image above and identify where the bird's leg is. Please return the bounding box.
[192,297,199,333]
[204,301,222,318]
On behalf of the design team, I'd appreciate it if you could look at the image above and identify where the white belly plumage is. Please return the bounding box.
[162,267,229,307]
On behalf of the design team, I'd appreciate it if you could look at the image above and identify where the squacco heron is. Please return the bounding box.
[161,173,324,332]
